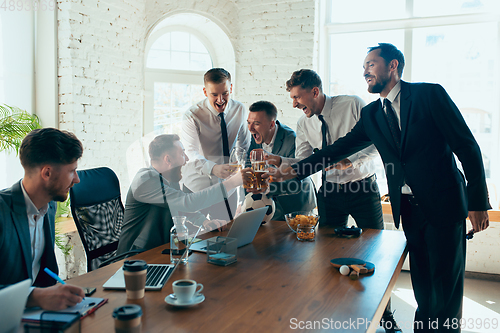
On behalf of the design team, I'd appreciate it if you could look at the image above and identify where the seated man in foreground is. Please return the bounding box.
[0,128,85,310]
[117,134,245,254]
[246,100,316,220]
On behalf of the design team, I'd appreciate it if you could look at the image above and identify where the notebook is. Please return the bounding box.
[0,279,31,333]
[190,206,268,253]
[22,297,107,322]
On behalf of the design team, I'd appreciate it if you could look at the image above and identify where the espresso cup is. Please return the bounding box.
[112,304,142,333]
[172,279,203,303]
[123,260,148,299]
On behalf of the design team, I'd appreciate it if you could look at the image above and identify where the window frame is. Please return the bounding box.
[319,0,500,212]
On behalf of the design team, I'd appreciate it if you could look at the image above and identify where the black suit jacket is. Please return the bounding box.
[247,121,316,220]
[0,181,58,288]
[294,81,490,227]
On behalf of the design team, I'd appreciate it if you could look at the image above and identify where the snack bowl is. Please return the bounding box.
[285,211,318,233]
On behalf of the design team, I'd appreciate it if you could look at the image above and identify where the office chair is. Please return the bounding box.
[70,167,141,271]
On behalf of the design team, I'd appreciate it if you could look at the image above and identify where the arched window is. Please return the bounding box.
[144,13,235,136]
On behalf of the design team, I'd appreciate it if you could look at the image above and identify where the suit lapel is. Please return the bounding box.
[375,101,399,154]
[11,181,34,280]
[271,121,285,155]
[399,81,412,155]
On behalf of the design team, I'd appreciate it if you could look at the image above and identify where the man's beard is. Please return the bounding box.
[47,181,69,202]
[166,166,183,183]
[368,73,390,94]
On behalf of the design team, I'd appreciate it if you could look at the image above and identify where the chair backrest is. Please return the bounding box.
[70,167,124,271]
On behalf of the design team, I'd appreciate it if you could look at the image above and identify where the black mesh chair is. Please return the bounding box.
[70,167,141,271]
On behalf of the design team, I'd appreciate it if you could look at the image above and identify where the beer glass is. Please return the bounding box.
[250,149,268,190]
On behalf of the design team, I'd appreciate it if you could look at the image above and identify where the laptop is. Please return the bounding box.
[190,206,268,253]
[0,278,31,333]
[103,224,203,291]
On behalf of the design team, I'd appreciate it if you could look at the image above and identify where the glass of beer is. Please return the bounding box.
[250,149,268,190]
[229,147,246,173]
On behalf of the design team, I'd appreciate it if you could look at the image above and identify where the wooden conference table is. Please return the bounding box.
[66,221,407,333]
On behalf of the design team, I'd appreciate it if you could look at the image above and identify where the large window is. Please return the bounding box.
[143,13,236,137]
[323,0,500,208]
[145,31,211,136]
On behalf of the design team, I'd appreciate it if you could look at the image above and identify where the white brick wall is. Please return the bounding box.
[58,0,146,195]
[57,0,316,191]
[235,0,316,127]
[145,0,315,128]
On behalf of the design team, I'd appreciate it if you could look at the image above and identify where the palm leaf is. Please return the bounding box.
[0,104,41,154]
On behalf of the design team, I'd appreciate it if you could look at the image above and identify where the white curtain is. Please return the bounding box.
[0,10,34,190]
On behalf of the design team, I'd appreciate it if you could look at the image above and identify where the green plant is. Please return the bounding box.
[0,104,41,154]
[55,198,73,256]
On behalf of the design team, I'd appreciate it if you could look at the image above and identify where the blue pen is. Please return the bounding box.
[44,267,66,284]
[44,267,85,300]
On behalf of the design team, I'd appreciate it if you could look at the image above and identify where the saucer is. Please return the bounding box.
[165,293,205,307]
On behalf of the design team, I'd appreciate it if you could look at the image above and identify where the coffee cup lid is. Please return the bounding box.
[123,260,148,272]
[112,304,143,320]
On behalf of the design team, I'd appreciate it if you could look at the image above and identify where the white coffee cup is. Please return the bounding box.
[172,279,203,303]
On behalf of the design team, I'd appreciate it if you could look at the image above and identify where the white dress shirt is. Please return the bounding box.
[282,95,379,184]
[181,98,251,192]
[262,122,279,153]
[21,182,48,284]
[381,81,413,194]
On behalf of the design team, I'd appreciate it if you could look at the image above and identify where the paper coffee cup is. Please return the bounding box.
[123,260,148,299]
[113,304,142,333]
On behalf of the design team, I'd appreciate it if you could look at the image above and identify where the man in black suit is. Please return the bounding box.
[0,128,85,310]
[245,101,316,220]
[269,43,490,332]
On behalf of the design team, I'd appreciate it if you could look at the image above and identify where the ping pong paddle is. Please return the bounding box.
[330,258,375,280]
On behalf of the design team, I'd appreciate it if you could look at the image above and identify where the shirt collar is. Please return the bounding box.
[380,81,401,106]
[268,122,279,145]
[21,181,48,216]
[318,95,333,119]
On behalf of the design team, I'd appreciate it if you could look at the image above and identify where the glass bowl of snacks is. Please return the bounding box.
[285,211,318,233]
[296,224,316,241]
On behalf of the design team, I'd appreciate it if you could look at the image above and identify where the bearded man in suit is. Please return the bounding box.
[0,128,85,310]
[269,43,490,332]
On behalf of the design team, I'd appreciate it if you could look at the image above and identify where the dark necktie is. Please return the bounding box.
[384,99,401,150]
[219,112,230,164]
[318,115,328,149]
[317,114,328,184]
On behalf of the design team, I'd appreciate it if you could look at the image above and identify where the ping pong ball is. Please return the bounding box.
[339,265,350,276]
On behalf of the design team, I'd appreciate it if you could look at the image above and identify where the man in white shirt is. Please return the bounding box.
[181,68,251,220]
[0,128,85,310]
[268,70,399,332]
[268,69,383,230]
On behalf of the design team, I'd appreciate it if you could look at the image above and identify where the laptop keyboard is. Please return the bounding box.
[146,265,173,287]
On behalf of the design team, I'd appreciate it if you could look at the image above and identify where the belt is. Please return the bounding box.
[324,174,376,191]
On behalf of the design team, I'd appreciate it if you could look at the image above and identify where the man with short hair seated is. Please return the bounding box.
[246,100,316,220]
[0,128,85,310]
[117,134,244,254]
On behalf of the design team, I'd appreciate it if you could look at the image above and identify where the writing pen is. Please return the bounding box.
[44,267,85,300]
